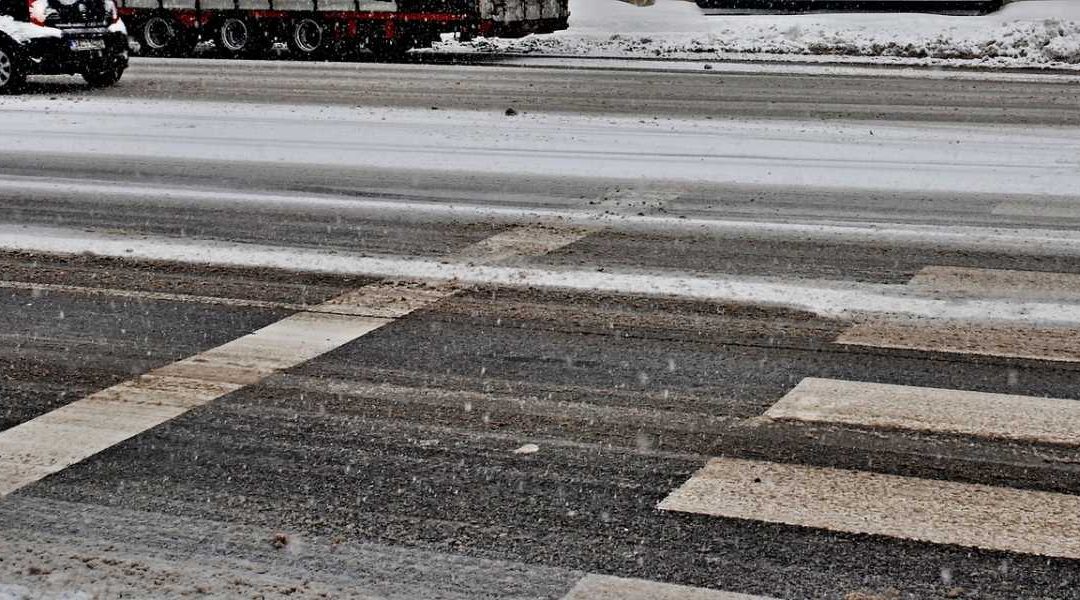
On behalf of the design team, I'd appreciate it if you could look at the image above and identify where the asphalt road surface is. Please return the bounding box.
[2,57,1080,600]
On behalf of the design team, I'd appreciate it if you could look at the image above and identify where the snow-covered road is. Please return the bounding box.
[1,96,1078,197]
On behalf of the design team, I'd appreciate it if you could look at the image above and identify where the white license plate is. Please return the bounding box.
[69,38,107,51]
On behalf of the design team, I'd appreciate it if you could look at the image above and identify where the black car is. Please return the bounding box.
[0,0,128,92]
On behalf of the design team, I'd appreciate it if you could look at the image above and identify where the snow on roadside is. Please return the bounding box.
[8,222,1080,325]
[435,0,1080,68]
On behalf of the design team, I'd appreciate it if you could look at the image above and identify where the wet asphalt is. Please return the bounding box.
[2,57,1080,599]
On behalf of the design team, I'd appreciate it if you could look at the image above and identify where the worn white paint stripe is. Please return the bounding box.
[829,266,1080,361]
[0,279,457,318]
[766,378,1080,447]
[836,320,1080,363]
[0,313,387,496]
[5,224,1080,326]
[450,226,587,263]
[0,227,586,497]
[0,280,311,312]
[562,574,772,600]
[7,175,1080,255]
[659,457,1080,560]
[993,201,1080,220]
[908,266,1080,301]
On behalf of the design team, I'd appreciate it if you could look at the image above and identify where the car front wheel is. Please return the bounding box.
[0,44,27,94]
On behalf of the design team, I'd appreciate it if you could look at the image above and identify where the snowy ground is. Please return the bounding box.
[1,96,1078,197]
[435,0,1080,68]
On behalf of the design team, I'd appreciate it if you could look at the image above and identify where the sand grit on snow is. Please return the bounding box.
[437,0,1080,67]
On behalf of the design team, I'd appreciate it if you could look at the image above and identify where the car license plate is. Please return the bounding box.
[69,38,107,52]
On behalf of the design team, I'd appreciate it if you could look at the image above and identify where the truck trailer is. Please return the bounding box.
[118,0,570,58]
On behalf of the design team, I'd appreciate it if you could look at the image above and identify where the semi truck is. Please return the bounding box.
[118,0,570,58]
[1,0,129,92]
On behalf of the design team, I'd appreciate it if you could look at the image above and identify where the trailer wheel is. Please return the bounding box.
[0,43,27,94]
[215,17,264,58]
[288,18,326,59]
[136,16,193,57]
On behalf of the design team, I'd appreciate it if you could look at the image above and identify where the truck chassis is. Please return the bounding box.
[118,0,569,58]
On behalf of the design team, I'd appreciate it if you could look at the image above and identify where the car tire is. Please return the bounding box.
[82,66,125,88]
[0,43,27,94]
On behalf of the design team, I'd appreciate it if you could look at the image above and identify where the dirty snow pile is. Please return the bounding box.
[437,0,1080,67]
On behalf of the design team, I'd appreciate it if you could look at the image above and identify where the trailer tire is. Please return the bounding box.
[287,17,327,59]
[0,42,27,94]
[136,15,193,57]
[214,17,265,58]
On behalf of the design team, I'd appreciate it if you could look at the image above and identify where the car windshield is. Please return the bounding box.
[2,1,1080,598]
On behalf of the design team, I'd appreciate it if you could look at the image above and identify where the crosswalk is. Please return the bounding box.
[0,227,587,498]
[661,265,1080,565]
[6,232,1080,597]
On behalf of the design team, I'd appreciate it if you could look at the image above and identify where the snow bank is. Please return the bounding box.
[436,0,1080,68]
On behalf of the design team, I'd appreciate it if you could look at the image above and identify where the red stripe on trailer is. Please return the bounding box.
[247,10,291,18]
[173,9,198,27]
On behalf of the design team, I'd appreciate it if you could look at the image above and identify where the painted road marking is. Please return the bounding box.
[836,320,1080,363]
[0,231,580,316]
[766,377,1080,447]
[658,457,1080,560]
[0,279,463,319]
[6,224,1080,325]
[993,201,1080,220]
[7,175,1080,255]
[562,574,773,600]
[908,266,1080,301]
[451,227,587,264]
[833,266,1080,362]
[0,313,386,496]
[0,227,586,497]
[0,280,313,312]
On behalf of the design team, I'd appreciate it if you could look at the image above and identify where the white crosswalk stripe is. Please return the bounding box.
[908,266,1080,301]
[562,574,774,600]
[659,457,1080,560]
[836,320,1080,363]
[837,266,1080,362]
[765,377,1080,447]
